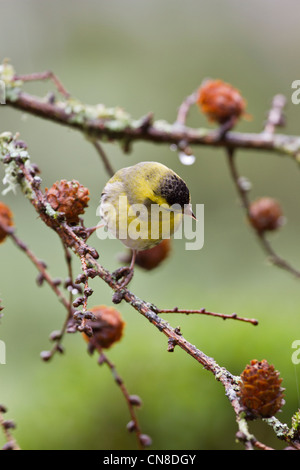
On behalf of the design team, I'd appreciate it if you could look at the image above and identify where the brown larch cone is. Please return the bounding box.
[249,197,284,233]
[121,239,171,271]
[45,179,90,225]
[197,79,248,125]
[81,305,125,350]
[0,202,14,243]
[238,359,285,418]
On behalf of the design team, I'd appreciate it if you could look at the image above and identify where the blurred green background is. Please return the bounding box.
[0,0,300,450]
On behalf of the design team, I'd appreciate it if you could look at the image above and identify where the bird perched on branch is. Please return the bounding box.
[99,161,195,287]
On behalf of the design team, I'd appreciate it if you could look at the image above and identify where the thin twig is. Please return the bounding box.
[5,228,71,311]
[76,254,93,334]
[62,243,75,320]
[263,94,286,136]
[0,406,20,450]
[0,223,75,359]
[157,307,258,325]
[96,347,147,450]
[226,148,300,279]
[252,440,275,451]
[92,140,115,177]
[13,71,70,98]
[175,90,198,126]
[44,244,76,358]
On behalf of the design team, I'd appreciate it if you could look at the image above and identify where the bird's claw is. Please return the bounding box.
[112,266,134,288]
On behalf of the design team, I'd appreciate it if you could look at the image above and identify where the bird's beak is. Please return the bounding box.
[184,203,197,220]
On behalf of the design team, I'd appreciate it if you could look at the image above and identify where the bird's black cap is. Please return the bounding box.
[158,173,190,208]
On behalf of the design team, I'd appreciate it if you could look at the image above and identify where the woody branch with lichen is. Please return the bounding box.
[1,61,300,160]
[0,130,257,450]
[0,61,300,450]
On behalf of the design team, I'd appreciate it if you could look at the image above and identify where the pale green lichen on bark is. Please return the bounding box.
[0,131,19,195]
[44,202,60,219]
[59,95,133,131]
[0,59,134,133]
[0,61,23,102]
[237,415,255,442]
[263,416,289,439]
[0,132,34,199]
[0,131,13,144]
[0,61,16,84]
[273,134,300,161]
[5,86,21,103]
[19,176,35,200]
[153,120,174,133]
[286,409,300,441]
[291,409,300,432]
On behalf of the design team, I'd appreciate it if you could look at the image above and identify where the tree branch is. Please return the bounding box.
[0,131,256,440]
[1,64,300,161]
[226,148,300,279]
[0,405,20,450]
[1,64,298,449]
[96,347,150,450]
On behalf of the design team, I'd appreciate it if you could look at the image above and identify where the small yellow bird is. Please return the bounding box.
[99,161,195,286]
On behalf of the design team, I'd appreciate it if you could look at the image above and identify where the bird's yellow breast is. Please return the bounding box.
[100,162,184,250]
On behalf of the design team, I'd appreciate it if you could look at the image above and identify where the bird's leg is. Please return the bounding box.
[129,249,137,271]
[113,249,136,288]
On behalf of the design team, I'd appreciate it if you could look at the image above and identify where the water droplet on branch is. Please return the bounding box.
[238,176,252,192]
[178,152,196,166]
